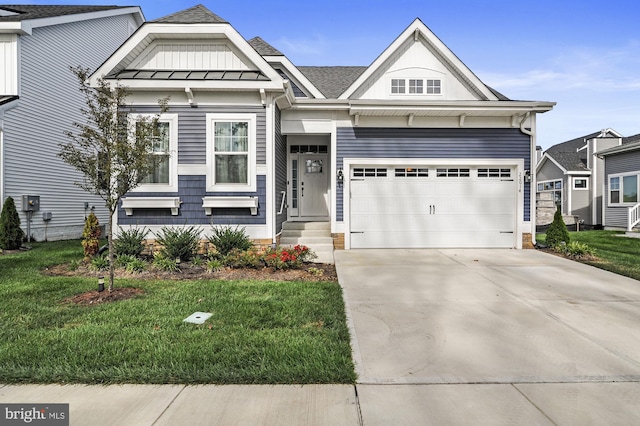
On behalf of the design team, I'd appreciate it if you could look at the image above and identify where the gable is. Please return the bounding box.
[341,19,498,101]
[129,40,255,71]
[352,37,483,101]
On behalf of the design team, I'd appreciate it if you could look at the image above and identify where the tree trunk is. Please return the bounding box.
[108,207,115,292]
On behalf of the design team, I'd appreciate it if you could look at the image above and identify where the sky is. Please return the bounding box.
[9,0,640,149]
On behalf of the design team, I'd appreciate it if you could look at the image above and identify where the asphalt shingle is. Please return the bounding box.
[297,66,367,99]
[0,4,127,22]
[152,4,226,24]
[248,37,284,57]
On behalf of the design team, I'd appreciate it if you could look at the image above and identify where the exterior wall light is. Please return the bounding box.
[337,168,344,185]
[524,170,532,183]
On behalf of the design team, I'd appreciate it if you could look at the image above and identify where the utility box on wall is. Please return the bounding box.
[21,195,40,212]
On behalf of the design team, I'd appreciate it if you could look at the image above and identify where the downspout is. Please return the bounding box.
[519,112,532,136]
[0,117,4,204]
[271,81,292,246]
[520,112,535,245]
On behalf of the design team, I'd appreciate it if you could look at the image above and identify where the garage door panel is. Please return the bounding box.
[349,165,517,249]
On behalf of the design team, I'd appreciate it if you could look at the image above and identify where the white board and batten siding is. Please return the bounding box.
[130,42,253,71]
[0,34,18,95]
[2,14,140,241]
[345,161,522,249]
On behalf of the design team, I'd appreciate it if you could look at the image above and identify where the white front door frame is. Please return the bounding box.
[343,158,525,249]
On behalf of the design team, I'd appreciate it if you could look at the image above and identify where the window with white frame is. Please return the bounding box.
[206,113,256,192]
[538,179,562,209]
[130,113,178,192]
[390,78,442,95]
[391,79,405,94]
[573,178,588,190]
[609,173,639,205]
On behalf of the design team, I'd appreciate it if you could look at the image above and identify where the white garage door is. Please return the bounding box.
[350,166,516,248]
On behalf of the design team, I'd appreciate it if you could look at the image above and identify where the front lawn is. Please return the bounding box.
[0,240,356,384]
[537,230,640,281]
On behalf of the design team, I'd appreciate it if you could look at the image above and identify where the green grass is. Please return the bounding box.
[0,240,356,384]
[537,230,640,281]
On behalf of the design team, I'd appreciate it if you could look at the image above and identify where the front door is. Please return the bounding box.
[289,150,329,219]
[300,154,328,217]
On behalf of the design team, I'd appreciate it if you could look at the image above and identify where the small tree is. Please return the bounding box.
[59,66,168,291]
[0,196,25,250]
[546,205,570,247]
[81,212,101,258]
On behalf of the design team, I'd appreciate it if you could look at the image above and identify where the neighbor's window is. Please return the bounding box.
[623,175,638,203]
[538,179,562,209]
[130,113,178,192]
[206,114,256,192]
[391,79,405,94]
[573,178,588,190]
[609,173,639,205]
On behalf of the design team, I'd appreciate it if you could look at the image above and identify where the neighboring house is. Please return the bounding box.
[536,129,624,227]
[90,4,554,254]
[0,5,144,241]
[597,134,640,232]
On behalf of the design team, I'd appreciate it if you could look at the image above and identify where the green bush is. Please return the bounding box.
[206,258,223,272]
[115,254,137,268]
[546,206,570,246]
[152,254,180,272]
[124,258,146,273]
[0,196,25,250]
[208,225,253,256]
[155,226,202,262]
[114,226,148,257]
[554,241,596,258]
[90,256,109,271]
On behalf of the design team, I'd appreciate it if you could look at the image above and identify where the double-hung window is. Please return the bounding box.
[609,173,639,205]
[206,114,256,192]
[130,113,178,192]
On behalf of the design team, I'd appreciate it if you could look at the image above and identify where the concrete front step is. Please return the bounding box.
[281,221,330,231]
[280,237,333,246]
[281,229,331,238]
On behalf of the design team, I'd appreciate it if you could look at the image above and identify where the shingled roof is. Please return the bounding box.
[153,4,226,24]
[0,5,127,22]
[298,66,367,99]
[545,131,619,172]
[248,37,284,57]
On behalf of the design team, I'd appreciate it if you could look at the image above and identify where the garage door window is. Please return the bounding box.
[437,168,470,177]
[353,168,387,177]
[395,168,429,177]
[478,168,511,178]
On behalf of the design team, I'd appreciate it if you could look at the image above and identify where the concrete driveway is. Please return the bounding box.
[335,249,640,425]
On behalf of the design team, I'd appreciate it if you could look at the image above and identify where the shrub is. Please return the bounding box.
[206,258,223,272]
[191,256,204,267]
[153,254,180,272]
[81,212,101,258]
[208,225,253,256]
[223,249,262,269]
[91,256,109,271]
[155,226,202,262]
[114,226,148,257]
[554,241,596,259]
[546,206,570,246]
[0,196,25,250]
[115,254,137,268]
[262,245,316,270]
[124,258,146,273]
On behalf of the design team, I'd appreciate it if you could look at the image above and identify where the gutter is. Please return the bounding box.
[519,112,532,136]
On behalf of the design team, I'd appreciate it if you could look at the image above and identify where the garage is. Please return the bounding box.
[349,164,518,248]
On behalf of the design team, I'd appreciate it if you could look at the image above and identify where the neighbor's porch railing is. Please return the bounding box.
[629,202,640,231]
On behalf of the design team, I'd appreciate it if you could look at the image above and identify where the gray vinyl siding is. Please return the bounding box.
[571,185,591,224]
[537,160,564,182]
[274,106,287,234]
[336,127,531,222]
[603,150,640,229]
[118,175,267,226]
[2,14,139,240]
[126,105,266,165]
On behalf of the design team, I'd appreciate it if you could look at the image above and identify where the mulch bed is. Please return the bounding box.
[47,260,338,306]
